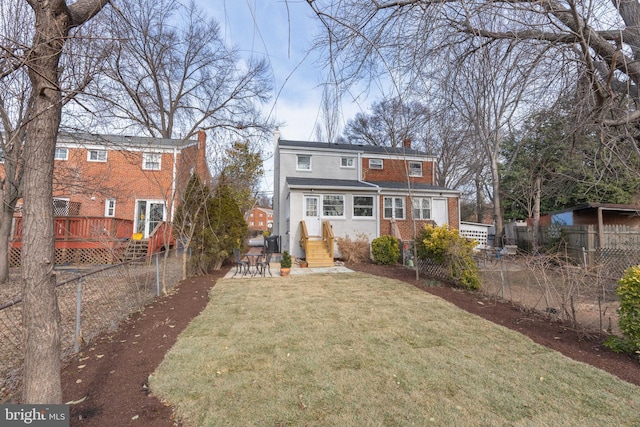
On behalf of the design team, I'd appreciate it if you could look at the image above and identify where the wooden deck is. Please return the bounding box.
[10,217,174,266]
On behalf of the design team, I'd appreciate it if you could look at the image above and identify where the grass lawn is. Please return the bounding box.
[150,272,640,427]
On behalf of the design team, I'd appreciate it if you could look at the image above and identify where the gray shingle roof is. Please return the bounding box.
[287,177,378,189]
[279,139,430,156]
[57,132,197,149]
[286,177,457,193]
[367,181,453,192]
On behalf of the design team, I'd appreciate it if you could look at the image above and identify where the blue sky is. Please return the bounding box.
[194,1,378,195]
[196,0,368,142]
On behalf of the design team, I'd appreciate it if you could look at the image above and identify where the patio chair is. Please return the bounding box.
[233,248,248,277]
[256,251,273,277]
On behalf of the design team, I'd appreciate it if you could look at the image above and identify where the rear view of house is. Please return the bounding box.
[273,131,460,264]
[9,131,209,265]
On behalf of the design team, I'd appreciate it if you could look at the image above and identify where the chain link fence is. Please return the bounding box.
[414,245,625,337]
[0,249,186,401]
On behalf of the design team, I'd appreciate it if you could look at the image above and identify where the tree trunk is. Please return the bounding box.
[490,159,504,246]
[20,0,109,404]
[21,4,70,405]
[532,175,542,253]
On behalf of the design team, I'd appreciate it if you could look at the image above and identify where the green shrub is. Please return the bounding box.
[416,224,481,291]
[371,235,400,265]
[280,251,292,268]
[605,265,640,356]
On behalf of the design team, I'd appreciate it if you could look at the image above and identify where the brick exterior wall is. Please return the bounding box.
[48,131,209,222]
[361,158,434,185]
[378,195,460,241]
[247,207,273,231]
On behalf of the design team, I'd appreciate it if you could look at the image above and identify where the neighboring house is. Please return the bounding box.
[49,131,209,237]
[8,130,210,265]
[246,207,273,231]
[273,132,460,264]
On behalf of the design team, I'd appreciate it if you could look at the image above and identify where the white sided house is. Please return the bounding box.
[273,133,460,266]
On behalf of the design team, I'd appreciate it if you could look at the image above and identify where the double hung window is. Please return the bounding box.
[412,198,431,220]
[383,197,405,219]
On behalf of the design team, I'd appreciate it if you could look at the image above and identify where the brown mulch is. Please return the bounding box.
[61,263,640,427]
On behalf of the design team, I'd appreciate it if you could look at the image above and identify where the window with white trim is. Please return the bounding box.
[341,157,355,168]
[87,149,107,162]
[54,147,68,160]
[369,158,383,169]
[142,152,162,170]
[409,161,422,177]
[105,199,116,217]
[412,197,431,220]
[353,196,374,217]
[297,155,311,171]
[322,195,344,217]
[383,197,405,219]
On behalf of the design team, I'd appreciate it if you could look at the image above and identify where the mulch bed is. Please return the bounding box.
[60,263,639,427]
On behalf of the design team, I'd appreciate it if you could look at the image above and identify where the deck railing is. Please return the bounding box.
[12,217,133,242]
[13,217,174,252]
[322,220,334,260]
[299,220,309,254]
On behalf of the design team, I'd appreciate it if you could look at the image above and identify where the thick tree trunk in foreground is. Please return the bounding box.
[21,3,68,403]
[21,0,109,404]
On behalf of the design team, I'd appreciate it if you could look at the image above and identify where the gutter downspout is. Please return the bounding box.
[171,146,177,221]
[356,151,380,238]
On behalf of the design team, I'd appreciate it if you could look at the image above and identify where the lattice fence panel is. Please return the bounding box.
[595,248,640,280]
[416,258,455,284]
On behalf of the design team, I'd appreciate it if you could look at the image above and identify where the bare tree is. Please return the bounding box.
[445,41,553,240]
[15,0,111,404]
[315,81,342,143]
[342,97,429,147]
[0,1,108,284]
[85,0,273,141]
[306,0,640,232]
[307,0,640,128]
[74,0,273,289]
[0,0,30,284]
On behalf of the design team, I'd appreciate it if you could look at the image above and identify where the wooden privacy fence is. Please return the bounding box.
[514,224,640,275]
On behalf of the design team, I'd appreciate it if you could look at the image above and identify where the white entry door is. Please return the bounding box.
[303,195,322,236]
[135,200,166,238]
[432,198,448,226]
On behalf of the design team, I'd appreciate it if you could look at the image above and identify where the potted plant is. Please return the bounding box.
[280,251,292,276]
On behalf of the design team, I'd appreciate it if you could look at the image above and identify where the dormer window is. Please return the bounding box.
[409,161,422,177]
[369,158,383,169]
[297,155,311,171]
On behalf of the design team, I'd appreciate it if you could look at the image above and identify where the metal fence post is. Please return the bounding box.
[74,277,83,353]
[156,253,160,296]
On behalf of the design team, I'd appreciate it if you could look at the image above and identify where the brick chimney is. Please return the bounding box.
[402,137,411,149]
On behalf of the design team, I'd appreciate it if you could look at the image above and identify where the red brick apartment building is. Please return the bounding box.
[246,207,273,232]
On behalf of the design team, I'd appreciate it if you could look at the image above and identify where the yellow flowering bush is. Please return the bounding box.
[416,224,481,290]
